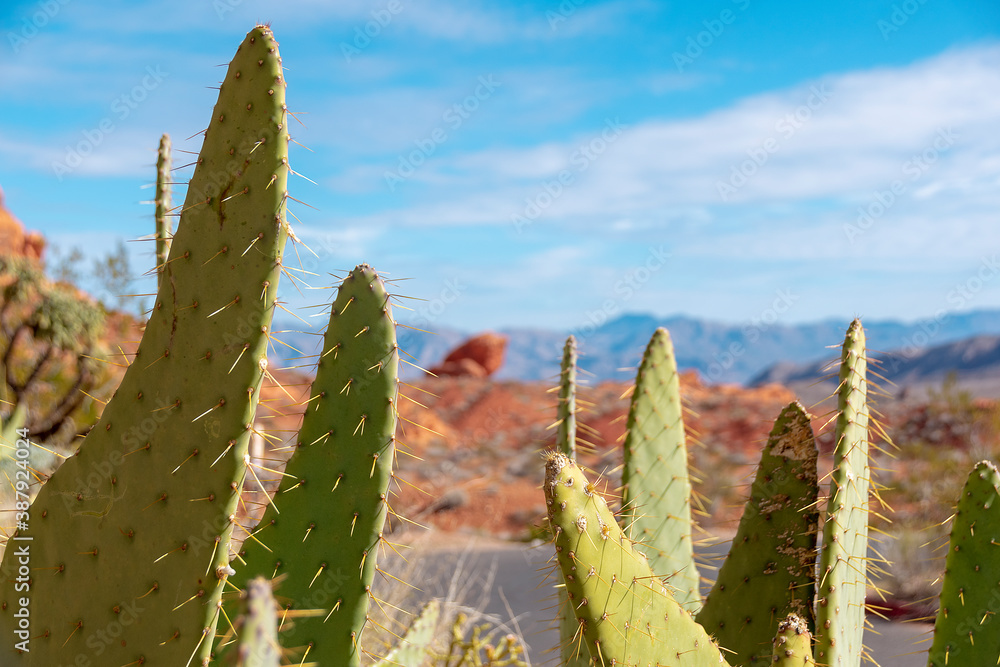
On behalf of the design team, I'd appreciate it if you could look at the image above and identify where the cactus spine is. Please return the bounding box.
[620,327,699,611]
[0,24,289,666]
[155,132,172,290]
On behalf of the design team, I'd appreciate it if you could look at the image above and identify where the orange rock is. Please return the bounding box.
[0,187,45,261]
[429,332,507,378]
[432,357,488,378]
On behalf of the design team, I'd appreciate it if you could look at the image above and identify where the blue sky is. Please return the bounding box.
[1,0,999,336]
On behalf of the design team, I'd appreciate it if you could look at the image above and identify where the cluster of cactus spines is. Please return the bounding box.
[545,452,733,667]
[228,577,282,667]
[155,132,173,290]
[696,401,819,666]
[814,318,872,666]
[0,23,289,666]
[373,599,440,667]
[928,460,1000,666]
[224,263,399,666]
[619,327,700,611]
[771,615,814,667]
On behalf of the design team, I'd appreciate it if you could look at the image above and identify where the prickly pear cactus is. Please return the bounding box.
[0,24,289,666]
[224,265,399,667]
[545,452,732,667]
[620,327,699,612]
[814,319,871,667]
[697,401,819,666]
[928,460,1000,666]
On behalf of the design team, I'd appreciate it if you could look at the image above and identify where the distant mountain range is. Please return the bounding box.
[269,309,1000,392]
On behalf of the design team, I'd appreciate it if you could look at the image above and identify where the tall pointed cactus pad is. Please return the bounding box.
[620,327,699,611]
[697,401,819,666]
[228,578,282,667]
[771,615,815,667]
[928,460,1000,666]
[557,335,578,460]
[553,335,590,667]
[0,24,289,666]
[814,318,870,667]
[155,132,173,290]
[545,453,732,667]
[225,265,398,667]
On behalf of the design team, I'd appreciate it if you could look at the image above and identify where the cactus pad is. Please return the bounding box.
[0,24,289,666]
[814,319,871,666]
[771,614,815,667]
[928,460,1000,666]
[697,401,819,665]
[620,327,699,611]
[545,452,731,667]
[226,264,398,666]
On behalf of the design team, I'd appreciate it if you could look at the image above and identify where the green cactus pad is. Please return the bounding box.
[545,452,731,667]
[226,264,398,666]
[374,599,440,667]
[229,578,281,667]
[553,335,591,667]
[814,319,871,667]
[557,335,578,460]
[697,401,819,666]
[620,327,699,611]
[771,614,814,667]
[155,132,173,290]
[0,24,289,666]
[928,460,1000,666]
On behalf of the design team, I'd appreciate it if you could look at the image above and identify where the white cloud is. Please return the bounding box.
[334,42,1000,266]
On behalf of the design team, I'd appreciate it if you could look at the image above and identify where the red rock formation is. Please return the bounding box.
[0,187,45,260]
[429,332,507,378]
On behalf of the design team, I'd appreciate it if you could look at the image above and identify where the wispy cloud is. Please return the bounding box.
[332,43,1000,243]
